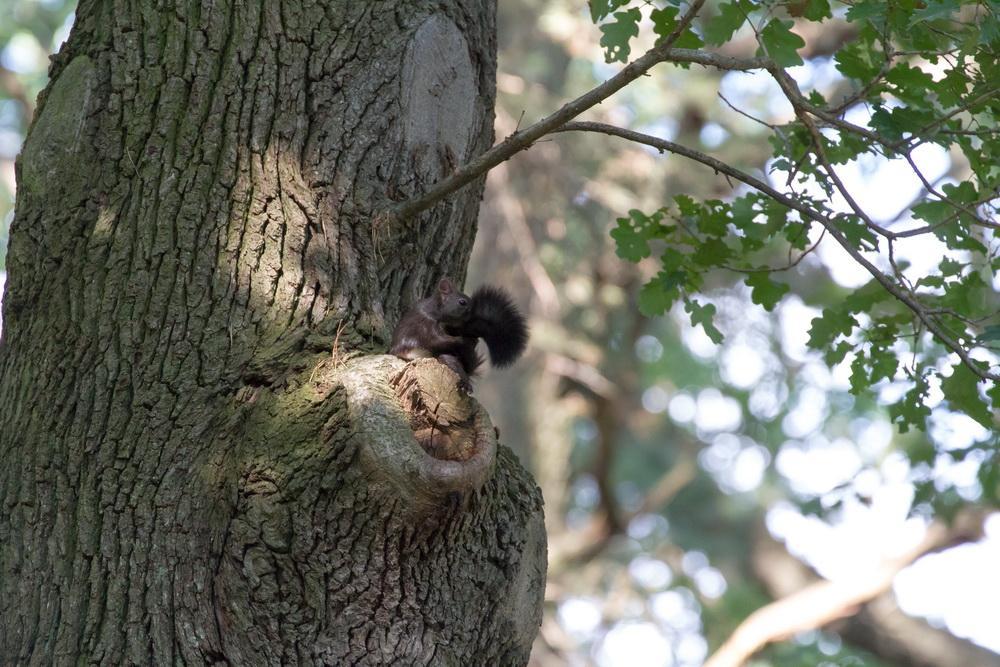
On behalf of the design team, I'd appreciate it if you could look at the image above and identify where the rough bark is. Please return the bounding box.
[0,1,546,665]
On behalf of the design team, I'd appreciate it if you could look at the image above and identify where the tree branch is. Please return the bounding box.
[390,25,997,382]
[388,1,787,222]
[713,512,1000,667]
[553,121,1000,383]
[705,511,994,667]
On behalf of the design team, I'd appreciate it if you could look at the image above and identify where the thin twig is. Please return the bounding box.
[718,91,778,130]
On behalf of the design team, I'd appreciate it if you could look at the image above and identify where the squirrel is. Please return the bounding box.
[389,278,529,390]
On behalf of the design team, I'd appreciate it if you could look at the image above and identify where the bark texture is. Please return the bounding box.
[0,0,546,665]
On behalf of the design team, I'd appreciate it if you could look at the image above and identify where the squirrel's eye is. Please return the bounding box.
[459,298,468,306]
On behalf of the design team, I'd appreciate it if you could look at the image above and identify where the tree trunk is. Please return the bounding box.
[0,1,546,665]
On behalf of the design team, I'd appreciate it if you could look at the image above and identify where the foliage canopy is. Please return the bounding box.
[591,0,999,442]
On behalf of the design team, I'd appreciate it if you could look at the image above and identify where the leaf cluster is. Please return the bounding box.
[595,0,1000,435]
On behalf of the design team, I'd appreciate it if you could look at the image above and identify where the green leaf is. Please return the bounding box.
[934,67,967,107]
[675,194,701,217]
[823,131,868,164]
[590,0,631,22]
[940,363,993,429]
[868,106,905,142]
[979,325,1000,343]
[886,64,937,104]
[661,247,686,273]
[980,14,1000,46]
[611,209,664,262]
[849,352,869,394]
[827,340,852,365]
[836,215,879,251]
[730,195,757,227]
[757,19,805,67]
[651,6,704,48]
[692,238,733,266]
[835,43,881,80]
[784,221,811,250]
[600,8,642,63]
[685,298,724,344]
[808,308,857,349]
[869,347,898,383]
[672,26,705,49]
[913,197,988,253]
[988,384,1000,424]
[979,462,1000,503]
[704,0,751,46]
[731,196,786,250]
[941,180,977,204]
[939,257,964,276]
[801,0,832,21]
[745,272,790,311]
[843,280,889,312]
[611,224,650,262]
[910,0,961,25]
[869,105,938,145]
[638,270,684,316]
[887,64,935,89]
[938,271,988,314]
[770,157,792,173]
[845,1,886,22]
[988,382,1000,407]
[698,203,730,237]
[911,199,950,225]
[889,375,931,433]
[650,6,679,38]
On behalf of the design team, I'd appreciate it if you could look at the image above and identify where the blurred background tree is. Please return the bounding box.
[2,1,998,666]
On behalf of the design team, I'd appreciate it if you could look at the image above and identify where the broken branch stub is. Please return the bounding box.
[341,356,497,516]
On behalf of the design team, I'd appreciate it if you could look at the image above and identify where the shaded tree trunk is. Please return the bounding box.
[0,0,546,664]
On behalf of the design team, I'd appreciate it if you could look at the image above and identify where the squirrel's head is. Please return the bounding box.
[436,277,471,326]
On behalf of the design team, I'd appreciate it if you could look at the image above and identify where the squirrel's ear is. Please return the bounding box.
[438,278,454,294]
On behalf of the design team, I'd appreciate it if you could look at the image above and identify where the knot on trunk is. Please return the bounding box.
[340,356,497,515]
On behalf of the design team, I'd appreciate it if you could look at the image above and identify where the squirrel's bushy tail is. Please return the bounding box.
[468,286,529,368]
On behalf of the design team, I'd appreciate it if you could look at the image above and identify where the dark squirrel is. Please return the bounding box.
[389,278,529,389]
